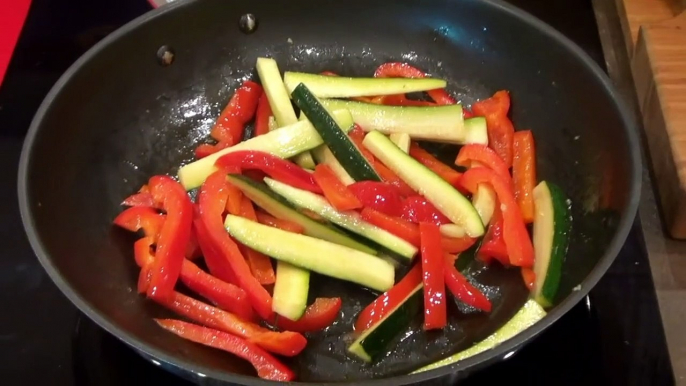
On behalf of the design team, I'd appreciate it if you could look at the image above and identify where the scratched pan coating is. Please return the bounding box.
[18,0,640,384]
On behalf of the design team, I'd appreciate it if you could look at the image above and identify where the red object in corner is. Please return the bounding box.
[0,0,31,88]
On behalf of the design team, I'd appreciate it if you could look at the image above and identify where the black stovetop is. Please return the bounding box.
[0,0,675,385]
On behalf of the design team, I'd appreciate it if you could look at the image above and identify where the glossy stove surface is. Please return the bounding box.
[0,0,674,385]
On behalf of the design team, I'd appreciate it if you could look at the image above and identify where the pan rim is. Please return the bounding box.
[17,0,642,384]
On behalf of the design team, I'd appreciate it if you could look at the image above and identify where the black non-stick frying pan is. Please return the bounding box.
[17,0,641,384]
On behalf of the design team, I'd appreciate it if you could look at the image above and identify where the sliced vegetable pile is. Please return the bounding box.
[113,58,572,380]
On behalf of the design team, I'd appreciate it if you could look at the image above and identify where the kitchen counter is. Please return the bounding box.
[593,0,685,383]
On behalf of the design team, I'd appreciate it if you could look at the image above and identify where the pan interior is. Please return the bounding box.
[21,0,634,382]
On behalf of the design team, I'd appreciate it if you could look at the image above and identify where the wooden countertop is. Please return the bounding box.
[602,0,686,383]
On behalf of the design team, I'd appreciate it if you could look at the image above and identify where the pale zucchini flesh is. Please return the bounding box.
[283,71,447,98]
[320,99,465,144]
[272,261,309,320]
[268,116,278,131]
[292,152,316,170]
[439,224,466,238]
[472,184,497,226]
[256,57,298,127]
[226,174,377,254]
[468,160,496,226]
[264,178,418,261]
[177,109,353,190]
[224,215,395,292]
[389,132,411,153]
[363,131,485,237]
[464,117,489,145]
[255,57,315,169]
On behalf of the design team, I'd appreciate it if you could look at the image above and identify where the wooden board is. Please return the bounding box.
[615,0,678,56]
[622,0,686,238]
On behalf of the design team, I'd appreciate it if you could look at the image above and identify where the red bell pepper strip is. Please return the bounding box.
[361,207,421,245]
[460,167,534,267]
[272,297,342,333]
[254,92,272,137]
[194,140,232,160]
[444,254,492,312]
[121,191,158,208]
[312,164,363,211]
[348,181,404,217]
[133,237,155,294]
[255,211,305,234]
[243,170,268,183]
[409,143,462,187]
[479,239,509,265]
[214,151,322,194]
[198,170,274,320]
[180,259,255,322]
[419,222,447,330]
[184,225,202,260]
[134,236,253,321]
[361,207,474,253]
[441,236,478,254]
[238,196,276,285]
[455,144,512,185]
[154,319,295,381]
[471,90,515,167]
[224,179,244,216]
[160,291,306,356]
[373,62,457,105]
[113,206,165,241]
[512,130,537,223]
[193,218,238,284]
[144,176,193,302]
[478,206,510,266]
[401,195,451,225]
[211,121,240,144]
[521,268,536,290]
[348,126,377,161]
[354,263,422,332]
[210,80,263,146]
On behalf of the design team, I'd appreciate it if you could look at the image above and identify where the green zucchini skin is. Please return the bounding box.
[291,83,381,182]
[348,239,486,363]
[226,174,376,255]
[264,178,417,261]
[363,130,485,237]
[533,180,572,307]
[224,214,395,292]
[348,284,423,362]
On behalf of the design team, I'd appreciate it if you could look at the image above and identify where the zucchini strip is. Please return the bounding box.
[224,215,395,292]
[264,177,417,261]
[283,71,447,98]
[320,99,466,144]
[363,131,485,237]
[177,109,353,190]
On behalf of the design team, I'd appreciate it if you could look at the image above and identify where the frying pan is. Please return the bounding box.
[17,0,641,384]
